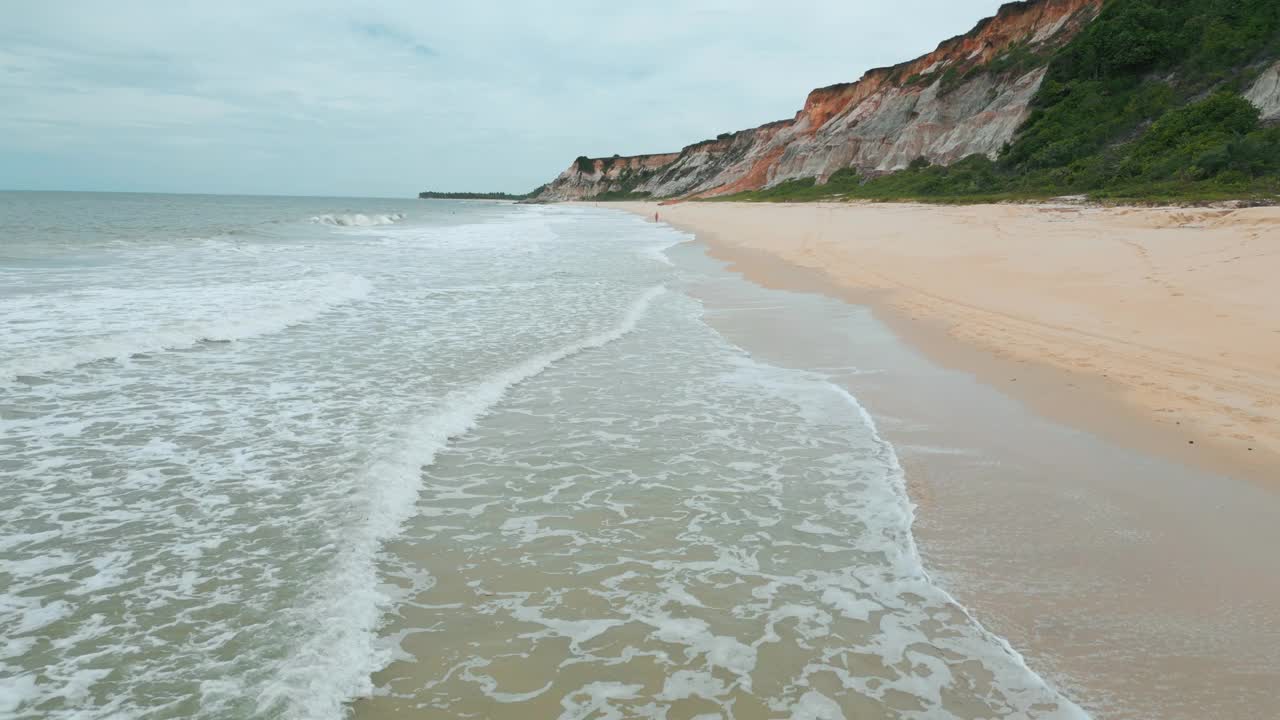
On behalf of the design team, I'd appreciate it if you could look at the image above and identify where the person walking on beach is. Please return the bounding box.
[654,211,660,223]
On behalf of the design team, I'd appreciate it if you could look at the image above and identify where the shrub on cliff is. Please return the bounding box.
[1004,0,1280,175]
[1122,93,1262,177]
[701,0,1280,204]
[884,0,1280,201]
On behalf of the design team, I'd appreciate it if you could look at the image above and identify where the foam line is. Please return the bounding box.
[256,285,666,719]
[1,273,372,381]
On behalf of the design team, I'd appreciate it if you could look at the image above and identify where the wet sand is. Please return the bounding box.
[605,201,1280,718]
[616,200,1280,488]
[347,201,1280,718]
[348,236,1093,719]
[674,242,1280,718]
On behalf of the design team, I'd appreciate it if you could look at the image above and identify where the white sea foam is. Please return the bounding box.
[2,200,1087,719]
[639,230,691,267]
[7,200,657,718]
[310,212,405,227]
[358,273,1089,719]
[559,682,644,720]
[0,272,371,380]
[0,674,39,715]
[255,285,665,719]
[829,379,1088,717]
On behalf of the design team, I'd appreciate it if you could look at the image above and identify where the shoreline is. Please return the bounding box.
[608,200,1280,489]
[633,204,1280,717]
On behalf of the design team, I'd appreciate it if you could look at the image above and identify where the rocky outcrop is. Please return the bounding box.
[1246,61,1280,124]
[535,0,1103,201]
[534,153,681,202]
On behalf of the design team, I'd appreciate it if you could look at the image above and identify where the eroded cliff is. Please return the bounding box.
[1246,60,1280,124]
[534,0,1104,201]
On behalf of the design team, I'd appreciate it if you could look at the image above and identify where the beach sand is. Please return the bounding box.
[605,200,1280,717]
[616,200,1280,488]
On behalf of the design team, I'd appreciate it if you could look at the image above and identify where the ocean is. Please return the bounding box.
[0,192,1084,719]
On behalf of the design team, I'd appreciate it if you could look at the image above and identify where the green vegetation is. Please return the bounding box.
[905,39,1054,97]
[1003,0,1280,173]
[708,168,863,202]
[709,160,1044,204]
[418,188,542,201]
[584,159,662,199]
[576,156,596,174]
[592,190,653,201]
[708,0,1280,205]
[934,41,1054,96]
[981,41,1049,78]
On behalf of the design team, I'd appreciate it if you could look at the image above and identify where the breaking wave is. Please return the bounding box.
[1,272,372,381]
[257,285,666,718]
[310,213,406,227]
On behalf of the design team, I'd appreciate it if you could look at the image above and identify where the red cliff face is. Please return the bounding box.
[535,0,1103,201]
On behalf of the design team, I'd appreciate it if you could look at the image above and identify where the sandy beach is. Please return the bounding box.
[600,200,1280,717]
[616,200,1280,487]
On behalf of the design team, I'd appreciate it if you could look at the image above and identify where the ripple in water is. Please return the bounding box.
[0,194,1083,719]
[353,290,1084,720]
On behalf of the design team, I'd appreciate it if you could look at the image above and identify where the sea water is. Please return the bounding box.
[0,193,1084,719]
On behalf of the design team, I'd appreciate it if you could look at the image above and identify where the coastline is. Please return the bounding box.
[611,200,1280,489]
[624,203,1280,717]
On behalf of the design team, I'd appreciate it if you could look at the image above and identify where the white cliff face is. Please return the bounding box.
[534,0,1103,201]
[536,154,681,202]
[770,66,1051,185]
[634,123,796,198]
[1246,61,1280,123]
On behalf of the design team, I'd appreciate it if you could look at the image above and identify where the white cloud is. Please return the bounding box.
[0,0,1008,196]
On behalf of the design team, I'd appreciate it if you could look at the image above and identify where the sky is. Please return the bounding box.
[1,1,1009,198]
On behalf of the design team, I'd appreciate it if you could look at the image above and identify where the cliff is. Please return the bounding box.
[534,0,1104,201]
[537,153,682,201]
[1246,60,1280,124]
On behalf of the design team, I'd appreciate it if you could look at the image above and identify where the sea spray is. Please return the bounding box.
[310,213,405,227]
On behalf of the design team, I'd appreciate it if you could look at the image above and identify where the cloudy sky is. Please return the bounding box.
[1,1,1008,198]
